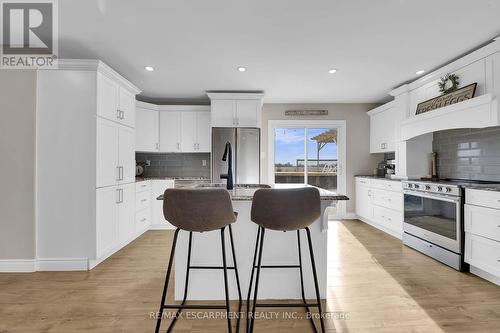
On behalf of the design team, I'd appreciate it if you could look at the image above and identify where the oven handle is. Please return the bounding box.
[403,191,461,203]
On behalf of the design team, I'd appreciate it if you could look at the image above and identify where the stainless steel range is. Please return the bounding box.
[402,179,467,271]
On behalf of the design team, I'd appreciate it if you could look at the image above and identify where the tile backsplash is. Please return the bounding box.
[432,127,500,181]
[136,152,210,179]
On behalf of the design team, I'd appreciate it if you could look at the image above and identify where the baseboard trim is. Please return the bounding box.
[0,259,36,272]
[36,258,89,271]
[470,266,500,286]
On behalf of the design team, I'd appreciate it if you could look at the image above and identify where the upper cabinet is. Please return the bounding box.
[159,111,181,152]
[97,73,137,128]
[207,93,264,128]
[368,101,398,153]
[136,103,160,152]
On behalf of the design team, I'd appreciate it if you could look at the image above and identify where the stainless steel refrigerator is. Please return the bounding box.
[212,128,260,185]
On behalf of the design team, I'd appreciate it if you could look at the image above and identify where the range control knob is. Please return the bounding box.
[425,185,431,190]
[414,184,420,189]
[437,186,443,192]
[408,184,413,188]
[446,187,452,193]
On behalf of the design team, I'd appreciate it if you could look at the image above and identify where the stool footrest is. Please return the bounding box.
[254,265,300,269]
[255,302,319,308]
[162,304,228,310]
[189,265,235,270]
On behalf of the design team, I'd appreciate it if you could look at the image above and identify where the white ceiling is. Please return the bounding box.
[59,0,500,104]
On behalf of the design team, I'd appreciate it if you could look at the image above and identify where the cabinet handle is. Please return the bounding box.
[116,166,121,181]
[121,110,125,119]
[120,189,124,203]
[116,189,121,204]
[116,109,121,119]
[141,199,147,203]
[177,142,180,150]
[140,218,147,222]
[368,190,372,197]
[194,143,196,150]
[118,166,123,181]
[155,143,159,150]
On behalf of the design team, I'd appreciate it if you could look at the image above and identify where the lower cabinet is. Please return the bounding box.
[135,180,152,234]
[355,177,403,238]
[465,189,500,286]
[96,183,135,260]
[151,179,176,229]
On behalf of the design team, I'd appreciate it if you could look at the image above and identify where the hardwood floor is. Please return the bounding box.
[1,220,499,332]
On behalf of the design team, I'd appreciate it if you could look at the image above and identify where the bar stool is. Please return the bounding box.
[155,188,242,333]
[246,187,325,333]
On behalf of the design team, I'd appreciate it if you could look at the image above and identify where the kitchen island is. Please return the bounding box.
[157,184,348,301]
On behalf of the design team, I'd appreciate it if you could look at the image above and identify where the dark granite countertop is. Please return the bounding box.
[157,183,349,201]
[135,177,210,183]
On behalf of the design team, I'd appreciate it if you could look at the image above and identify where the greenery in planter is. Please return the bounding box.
[438,74,459,95]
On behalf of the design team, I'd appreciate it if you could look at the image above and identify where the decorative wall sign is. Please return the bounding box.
[415,83,477,115]
[285,110,328,116]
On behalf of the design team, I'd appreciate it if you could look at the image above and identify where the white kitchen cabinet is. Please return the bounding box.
[36,60,141,271]
[368,101,397,153]
[118,183,136,243]
[151,179,176,229]
[181,112,197,152]
[196,112,211,152]
[97,73,136,128]
[118,87,136,128]
[355,178,373,220]
[96,186,120,258]
[135,180,152,234]
[96,118,135,188]
[465,189,500,286]
[135,106,159,152]
[207,93,264,128]
[355,177,403,238]
[159,112,181,152]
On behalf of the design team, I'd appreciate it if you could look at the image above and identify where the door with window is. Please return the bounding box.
[271,124,343,193]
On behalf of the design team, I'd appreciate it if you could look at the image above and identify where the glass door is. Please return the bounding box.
[274,127,338,191]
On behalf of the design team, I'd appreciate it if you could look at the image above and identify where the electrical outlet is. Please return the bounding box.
[145,160,151,166]
[202,160,207,167]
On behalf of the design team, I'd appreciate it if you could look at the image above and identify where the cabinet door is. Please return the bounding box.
[370,108,396,153]
[97,118,119,188]
[96,186,119,257]
[355,182,373,220]
[136,107,159,152]
[118,183,136,243]
[97,73,120,122]
[211,100,235,127]
[196,112,211,152]
[180,112,197,152]
[152,180,176,229]
[118,87,136,128]
[236,100,259,127]
[119,125,135,184]
[159,112,181,152]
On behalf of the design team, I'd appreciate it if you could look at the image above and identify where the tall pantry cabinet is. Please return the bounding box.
[36,60,141,270]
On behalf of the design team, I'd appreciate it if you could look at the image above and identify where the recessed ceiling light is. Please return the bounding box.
[237,66,247,72]
[144,66,154,72]
[415,70,425,75]
[328,69,337,74]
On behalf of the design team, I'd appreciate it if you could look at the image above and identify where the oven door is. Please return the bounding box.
[403,191,461,254]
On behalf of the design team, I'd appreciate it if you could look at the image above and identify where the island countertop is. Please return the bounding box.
[156,183,349,201]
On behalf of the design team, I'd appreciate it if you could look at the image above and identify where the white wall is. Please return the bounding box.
[261,103,382,214]
[0,70,37,259]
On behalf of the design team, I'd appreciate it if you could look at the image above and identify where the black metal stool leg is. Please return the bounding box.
[246,226,261,332]
[221,227,233,333]
[155,228,181,333]
[249,227,265,333]
[166,231,193,333]
[228,225,242,332]
[305,227,326,333]
[298,230,318,333]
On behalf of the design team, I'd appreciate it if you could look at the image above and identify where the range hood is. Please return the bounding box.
[400,94,499,140]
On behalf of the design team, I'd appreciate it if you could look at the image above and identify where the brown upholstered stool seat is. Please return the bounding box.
[251,187,321,231]
[163,188,237,232]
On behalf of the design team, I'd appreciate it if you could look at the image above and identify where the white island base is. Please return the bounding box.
[173,199,334,301]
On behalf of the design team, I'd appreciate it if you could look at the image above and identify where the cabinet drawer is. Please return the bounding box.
[136,190,151,211]
[371,179,402,192]
[136,180,151,193]
[466,189,500,210]
[373,205,403,233]
[465,233,500,277]
[355,177,371,187]
[372,189,403,212]
[465,204,500,242]
[136,208,151,232]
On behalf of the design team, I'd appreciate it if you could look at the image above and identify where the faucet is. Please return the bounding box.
[220,141,233,190]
